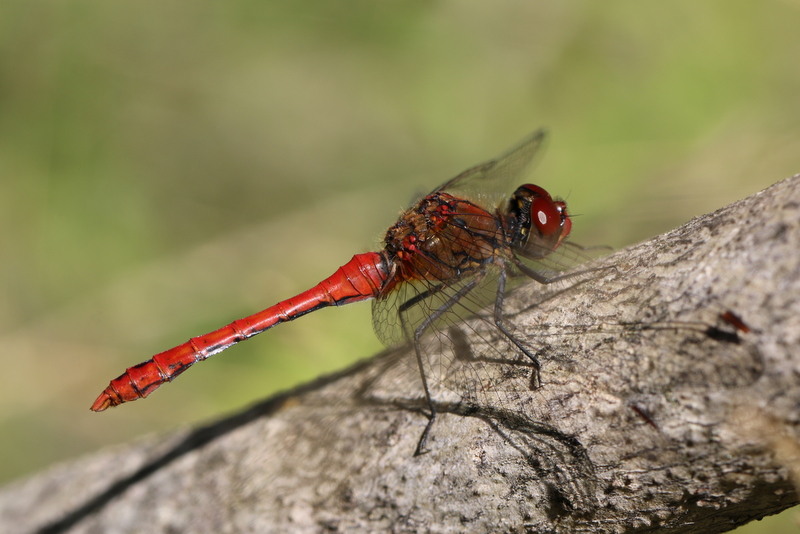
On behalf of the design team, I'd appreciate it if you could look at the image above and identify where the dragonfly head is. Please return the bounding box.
[507,184,572,260]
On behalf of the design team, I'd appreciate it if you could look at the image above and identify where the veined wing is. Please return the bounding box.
[432,130,548,212]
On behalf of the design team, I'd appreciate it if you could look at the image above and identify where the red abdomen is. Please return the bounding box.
[91,252,389,411]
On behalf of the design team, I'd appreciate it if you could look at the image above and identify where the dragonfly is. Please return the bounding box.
[91,130,576,454]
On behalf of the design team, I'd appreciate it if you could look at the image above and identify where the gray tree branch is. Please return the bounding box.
[2,176,799,534]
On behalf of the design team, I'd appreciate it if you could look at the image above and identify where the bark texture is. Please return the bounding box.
[2,176,799,534]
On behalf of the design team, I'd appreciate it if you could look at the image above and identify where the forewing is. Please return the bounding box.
[434,130,547,211]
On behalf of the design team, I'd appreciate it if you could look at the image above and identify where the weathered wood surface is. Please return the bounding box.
[2,176,799,534]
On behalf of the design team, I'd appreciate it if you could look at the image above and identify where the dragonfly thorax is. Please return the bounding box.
[383,191,506,284]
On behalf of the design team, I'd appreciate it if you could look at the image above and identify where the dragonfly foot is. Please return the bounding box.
[414,412,436,456]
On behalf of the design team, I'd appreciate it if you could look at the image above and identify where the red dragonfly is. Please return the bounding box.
[92,130,574,453]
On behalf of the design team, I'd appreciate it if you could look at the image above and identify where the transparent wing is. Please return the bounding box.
[369,257,762,420]
[372,269,498,349]
[432,130,547,212]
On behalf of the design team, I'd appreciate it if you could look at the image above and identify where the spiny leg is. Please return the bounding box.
[399,275,484,455]
[499,253,620,388]
[495,259,608,388]
[511,255,608,285]
[490,264,543,388]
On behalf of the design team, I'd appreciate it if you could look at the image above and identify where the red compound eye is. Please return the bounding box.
[529,195,560,236]
[509,184,572,259]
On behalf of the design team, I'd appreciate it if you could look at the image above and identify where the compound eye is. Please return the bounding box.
[530,195,560,236]
[509,184,572,258]
[516,184,561,236]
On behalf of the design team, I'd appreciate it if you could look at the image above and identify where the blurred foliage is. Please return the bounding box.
[1,1,799,530]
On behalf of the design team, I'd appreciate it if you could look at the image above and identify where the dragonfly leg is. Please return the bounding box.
[503,258,618,387]
[561,240,614,254]
[493,264,542,388]
[512,255,614,285]
[399,276,483,455]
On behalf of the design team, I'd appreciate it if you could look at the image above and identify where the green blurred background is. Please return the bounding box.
[1,1,798,530]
